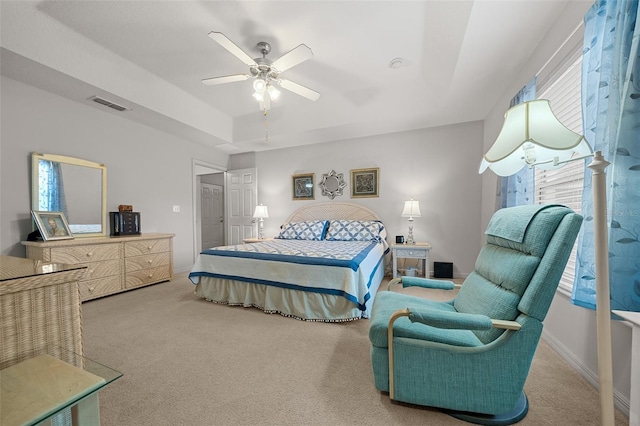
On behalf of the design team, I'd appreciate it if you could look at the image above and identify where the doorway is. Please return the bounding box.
[199,178,224,250]
[192,159,226,261]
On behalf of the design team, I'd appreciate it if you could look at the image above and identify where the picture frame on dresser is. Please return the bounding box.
[31,211,73,241]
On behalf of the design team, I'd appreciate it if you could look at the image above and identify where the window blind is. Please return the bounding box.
[535,53,584,292]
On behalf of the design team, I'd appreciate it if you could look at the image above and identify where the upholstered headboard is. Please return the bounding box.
[286,202,381,223]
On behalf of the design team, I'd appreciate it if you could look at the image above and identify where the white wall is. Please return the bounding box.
[480,1,632,412]
[0,76,229,273]
[247,121,484,277]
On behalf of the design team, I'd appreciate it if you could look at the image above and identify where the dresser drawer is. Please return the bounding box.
[50,244,120,263]
[124,238,171,257]
[125,252,171,273]
[79,275,122,301]
[79,259,121,281]
[125,265,172,289]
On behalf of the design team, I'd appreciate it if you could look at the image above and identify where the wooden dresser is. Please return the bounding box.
[22,233,174,301]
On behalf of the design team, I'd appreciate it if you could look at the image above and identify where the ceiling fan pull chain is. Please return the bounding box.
[264,110,269,143]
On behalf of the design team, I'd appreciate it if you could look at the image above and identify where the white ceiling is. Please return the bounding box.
[0,1,584,154]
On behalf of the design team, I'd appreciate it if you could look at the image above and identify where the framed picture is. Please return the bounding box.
[350,168,379,198]
[32,211,74,241]
[292,173,315,200]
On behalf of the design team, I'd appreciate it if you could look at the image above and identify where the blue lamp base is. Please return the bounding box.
[443,392,529,425]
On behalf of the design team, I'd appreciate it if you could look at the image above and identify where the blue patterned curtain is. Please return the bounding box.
[572,0,640,312]
[499,78,536,208]
[38,160,68,216]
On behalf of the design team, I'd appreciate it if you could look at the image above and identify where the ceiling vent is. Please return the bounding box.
[89,96,131,112]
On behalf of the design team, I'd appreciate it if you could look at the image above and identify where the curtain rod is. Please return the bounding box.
[535,22,584,78]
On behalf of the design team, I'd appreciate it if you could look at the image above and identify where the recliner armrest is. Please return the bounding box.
[391,307,522,331]
[408,307,493,330]
[387,276,461,291]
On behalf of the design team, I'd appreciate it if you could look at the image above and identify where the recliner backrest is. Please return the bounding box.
[453,205,583,344]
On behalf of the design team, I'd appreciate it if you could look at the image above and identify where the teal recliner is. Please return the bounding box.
[369,205,583,424]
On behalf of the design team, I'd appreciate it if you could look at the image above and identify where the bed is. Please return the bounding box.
[189,202,389,322]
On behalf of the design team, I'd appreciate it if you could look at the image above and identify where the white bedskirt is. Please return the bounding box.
[194,264,385,322]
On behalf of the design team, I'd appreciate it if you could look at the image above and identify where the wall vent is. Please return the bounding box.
[89,96,130,112]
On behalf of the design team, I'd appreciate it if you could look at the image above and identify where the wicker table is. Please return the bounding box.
[0,256,86,370]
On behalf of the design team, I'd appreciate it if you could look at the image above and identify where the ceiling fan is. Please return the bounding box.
[202,32,320,111]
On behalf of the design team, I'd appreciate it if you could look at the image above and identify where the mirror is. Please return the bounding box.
[319,169,346,200]
[32,153,107,237]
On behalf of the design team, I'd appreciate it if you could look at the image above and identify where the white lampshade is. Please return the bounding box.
[401,199,421,217]
[253,79,266,92]
[253,204,269,219]
[267,85,281,100]
[479,99,593,176]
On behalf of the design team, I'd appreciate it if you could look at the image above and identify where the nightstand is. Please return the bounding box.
[391,242,432,279]
[243,237,274,243]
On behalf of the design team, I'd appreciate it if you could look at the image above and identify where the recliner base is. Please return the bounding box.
[442,392,528,425]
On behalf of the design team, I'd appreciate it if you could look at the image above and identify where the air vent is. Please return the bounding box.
[88,96,130,112]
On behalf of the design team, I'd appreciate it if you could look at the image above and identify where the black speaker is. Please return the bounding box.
[434,262,453,279]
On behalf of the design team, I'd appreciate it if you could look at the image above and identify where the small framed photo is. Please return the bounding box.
[292,173,315,200]
[32,211,74,241]
[350,168,379,198]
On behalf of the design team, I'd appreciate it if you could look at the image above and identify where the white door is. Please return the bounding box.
[201,183,223,250]
[226,168,257,244]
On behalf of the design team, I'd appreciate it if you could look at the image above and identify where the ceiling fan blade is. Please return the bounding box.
[278,79,320,101]
[208,32,257,67]
[201,74,250,86]
[271,44,313,72]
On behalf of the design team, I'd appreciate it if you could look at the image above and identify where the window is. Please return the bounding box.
[535,50,584,292]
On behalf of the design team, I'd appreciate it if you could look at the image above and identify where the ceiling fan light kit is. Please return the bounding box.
[202,31,320,114]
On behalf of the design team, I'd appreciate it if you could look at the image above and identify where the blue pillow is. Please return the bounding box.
[276,220,329,241]
[325,220,383,242]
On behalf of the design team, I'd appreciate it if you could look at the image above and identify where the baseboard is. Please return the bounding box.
[541,330,630,417]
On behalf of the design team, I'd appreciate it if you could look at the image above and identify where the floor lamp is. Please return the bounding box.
[479,99,615,425]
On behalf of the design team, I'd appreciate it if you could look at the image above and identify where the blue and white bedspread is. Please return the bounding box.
[189,239,387,312]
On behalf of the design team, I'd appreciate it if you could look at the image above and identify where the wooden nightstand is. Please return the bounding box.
[391,242,432,279]
[242,237,274,244]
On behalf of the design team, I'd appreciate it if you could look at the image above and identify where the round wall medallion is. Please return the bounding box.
[319,169,346,199]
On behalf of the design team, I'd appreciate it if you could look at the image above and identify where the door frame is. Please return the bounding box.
[192,159,226,262]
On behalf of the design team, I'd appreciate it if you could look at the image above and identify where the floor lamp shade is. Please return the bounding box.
[479,100,593,176]
[479,99,614,425]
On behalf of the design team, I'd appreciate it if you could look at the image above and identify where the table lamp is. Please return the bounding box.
[253,204,269,240]
[401,199,421,244]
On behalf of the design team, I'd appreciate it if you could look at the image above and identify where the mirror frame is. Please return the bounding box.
[32,153,107,238]
[319,169,346,200]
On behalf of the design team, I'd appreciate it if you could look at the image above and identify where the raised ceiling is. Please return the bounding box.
[0,1,588,154]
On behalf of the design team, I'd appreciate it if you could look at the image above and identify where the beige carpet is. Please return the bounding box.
[82,273,628,425]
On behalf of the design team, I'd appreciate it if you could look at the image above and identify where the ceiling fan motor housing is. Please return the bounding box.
[251,57,279,80]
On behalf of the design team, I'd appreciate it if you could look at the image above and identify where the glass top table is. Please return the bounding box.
[1,349,122,426]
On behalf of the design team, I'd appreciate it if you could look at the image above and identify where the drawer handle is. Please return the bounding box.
[88,269,94,276]
[87,252,93,257]
[147,259,153,265]
[88,287,95,293]
[147,246,152,251]
[147,273,153,278]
